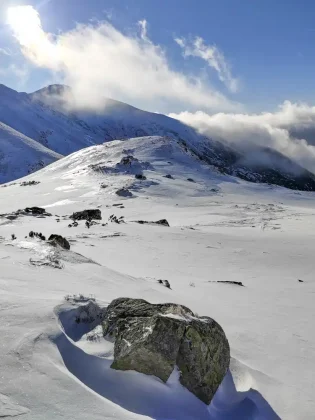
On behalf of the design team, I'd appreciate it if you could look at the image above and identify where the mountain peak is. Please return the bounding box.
[31,84,71,96]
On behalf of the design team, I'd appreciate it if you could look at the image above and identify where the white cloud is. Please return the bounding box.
[0,62,29,84]
[138,19,148,41]
[0,47,11,56]
[175,36,239,93]
[7,5,240,113]
[169,103,315,174]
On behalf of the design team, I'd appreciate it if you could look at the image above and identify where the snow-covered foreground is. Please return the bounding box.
[0,136,314,419]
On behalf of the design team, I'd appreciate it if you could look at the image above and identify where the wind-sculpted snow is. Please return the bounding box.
[0,134,313,419]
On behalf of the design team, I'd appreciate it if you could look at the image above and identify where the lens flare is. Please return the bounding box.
[7,5,59,67]
[7,6,42,47]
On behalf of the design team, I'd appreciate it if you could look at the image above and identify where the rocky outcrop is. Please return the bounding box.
[135,219,170,227]
[135,174,147,180]
[71,209,102,221]
[102,298,230,404]
[0,207,52,220]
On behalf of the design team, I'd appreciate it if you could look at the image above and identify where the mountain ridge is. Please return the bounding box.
[1,83,315,190]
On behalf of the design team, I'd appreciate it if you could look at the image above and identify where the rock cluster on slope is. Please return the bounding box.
[102,297,230,404]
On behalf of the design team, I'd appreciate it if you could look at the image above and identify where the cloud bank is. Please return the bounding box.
[170,102,315,174]
[8,5,240,113]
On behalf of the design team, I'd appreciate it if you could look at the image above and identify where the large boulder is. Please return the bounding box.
[102,298,230,404]
[48,234,70,250]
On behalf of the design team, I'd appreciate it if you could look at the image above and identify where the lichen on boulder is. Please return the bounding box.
[101,297,230,404]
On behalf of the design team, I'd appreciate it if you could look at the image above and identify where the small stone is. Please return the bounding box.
[116,188,133,198]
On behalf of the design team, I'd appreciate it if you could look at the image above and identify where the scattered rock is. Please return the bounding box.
[109,215,125,224]
[103,298,230,404]
[116,188,133,198]
[20,180,40,187]
[100,183,108,189]
[85,220,99,229]
[214,281,244,287]
[135,219,170,227]
[164,280,171,289]
[5,215,18,221]
[164,174,174,179]
[135,174,147,180]
[29,231,46,240]
[24,207,48,216]
[71,209,102,221]
[48,234,70,250]
[11,234,16,240]
[120,155,137,166]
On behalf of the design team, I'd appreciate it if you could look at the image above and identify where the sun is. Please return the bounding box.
[7,5,42,47]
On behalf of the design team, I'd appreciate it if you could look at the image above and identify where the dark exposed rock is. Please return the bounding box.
[0,207,51,219]
[187,178,196,183]
[135,219,170,227]
[109,215,125,224]
[102,298,230,405]
[29,231,46,240]
[298,279,304,283]
[23,207,51,216]
[164,280,171,289]
[75,301,105,324]
[120,155,137,166]
[176,317,230,404]
[215,281,244,287]
[71,209,102,221]
[135,174,147,180]
[48,234,70,250]
[164,174,174,179]
[20,180,40,186]
[85,220,99,229]
[11,234,16,240]
[5,215,18,220]
[116,188,133,197]
[24,207,46,215]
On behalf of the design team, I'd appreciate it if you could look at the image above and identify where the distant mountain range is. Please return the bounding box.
[1,83,315,191]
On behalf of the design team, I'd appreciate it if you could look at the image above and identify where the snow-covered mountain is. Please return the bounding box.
[0,135,314,419]
[0,121,62,183]
[1,83,315,190]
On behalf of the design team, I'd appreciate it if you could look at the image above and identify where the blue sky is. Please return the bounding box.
[1,0,315,114]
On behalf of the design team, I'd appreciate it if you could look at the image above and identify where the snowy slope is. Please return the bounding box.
[2,83,315,190]
[0,121,62,183]
[0,136,314,419]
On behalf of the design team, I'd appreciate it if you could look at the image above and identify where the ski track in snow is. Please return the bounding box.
[0,136,314,419]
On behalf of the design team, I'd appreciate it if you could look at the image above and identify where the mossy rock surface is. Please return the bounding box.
[103,297,230,404]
